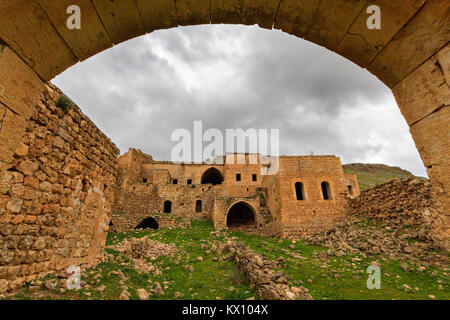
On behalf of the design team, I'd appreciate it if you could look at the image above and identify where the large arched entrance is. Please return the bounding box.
[226,202,256,229]
[201,167,224,185]
[135,217,159,230]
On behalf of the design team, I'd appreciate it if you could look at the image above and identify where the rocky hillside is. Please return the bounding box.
[343,163,421,190]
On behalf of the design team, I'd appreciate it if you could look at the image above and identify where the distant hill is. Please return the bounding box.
[343,163,424,191]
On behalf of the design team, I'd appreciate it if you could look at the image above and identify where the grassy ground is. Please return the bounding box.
[343,165,419,191]
[5,220,449,300]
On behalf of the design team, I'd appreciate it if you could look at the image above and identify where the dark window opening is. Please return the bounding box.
[201,168,224,185]
[135,217,159,230]
[143,178,147,183]
[108,220,116,233]
[173,179,178,185]
[252,174,257,182]
[295,182,305,200]
[195,200,202,213]
[321,182,332,200]
[163,200,172,213]
[236,173,241,181]
[348,185,354,195]
[227,202,255,228]
[187,179,192,185]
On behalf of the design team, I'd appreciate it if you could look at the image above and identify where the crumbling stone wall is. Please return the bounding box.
[348,178,446,248]
[222,242,313,300]
[0,83,119,293]
[114,150,358,238]
[110,213,177,233]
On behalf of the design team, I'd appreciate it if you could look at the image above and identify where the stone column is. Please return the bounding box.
[393,44,450,250]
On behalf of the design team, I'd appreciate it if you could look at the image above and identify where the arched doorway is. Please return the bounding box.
[201,168,224,185]
[226,202,256,228]
[163,200,172,213]
[135,217,159,230]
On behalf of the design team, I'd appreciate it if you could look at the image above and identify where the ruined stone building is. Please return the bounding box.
[112,148,360,237]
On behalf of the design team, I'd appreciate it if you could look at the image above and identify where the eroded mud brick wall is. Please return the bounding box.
[0,83,119,293]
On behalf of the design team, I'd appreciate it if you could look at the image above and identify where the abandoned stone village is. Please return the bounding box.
[0,0,448,299]
[0,83,447,298]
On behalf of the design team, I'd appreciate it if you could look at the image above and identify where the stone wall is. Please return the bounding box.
[277,156,358,238]
[221,241,313,300]
[110,212,178,233]
[113,150,357,238]
[0,83,119,293]
[348,178,446,248]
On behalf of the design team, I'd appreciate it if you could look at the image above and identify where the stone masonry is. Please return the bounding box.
[113,149,359,238]
[0,83,119,293]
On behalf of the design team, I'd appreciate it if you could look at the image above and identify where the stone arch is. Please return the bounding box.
[135,216,159,230]
[0,0,448,291]
[0,2,446,224]
[226,201,256,228]
[201,167,224,185]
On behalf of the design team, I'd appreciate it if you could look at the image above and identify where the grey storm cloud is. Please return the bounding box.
[52,24,426,177]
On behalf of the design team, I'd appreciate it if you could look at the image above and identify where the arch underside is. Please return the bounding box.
[135,216,159,230]
[201,167,224,185]
[227,201,256,228]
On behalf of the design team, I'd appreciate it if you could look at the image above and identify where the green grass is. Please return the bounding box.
[56,95,73,113]
[227,229,449,300]
[5,220,449,300]
[343,164,421,191]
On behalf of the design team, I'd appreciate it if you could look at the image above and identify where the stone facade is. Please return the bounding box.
[0,83,119,293]
[113,149,359,237]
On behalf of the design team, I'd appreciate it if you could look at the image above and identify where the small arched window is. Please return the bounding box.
[163,200,172,213]
[295,182,305,200]
[195,200,202,213]
[321,182,332,200]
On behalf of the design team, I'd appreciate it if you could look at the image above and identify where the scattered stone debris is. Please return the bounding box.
[109,237,177,260]
[307,179,448,266]
[218,241,313,300]
[137,288,149,300]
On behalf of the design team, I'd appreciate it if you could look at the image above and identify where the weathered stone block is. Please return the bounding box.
[274,0,319,38]
[135,0,178,32]
[304,0,367,52]
[175,0,211,26]
[368,0,450,88]
[0,1,78,80]
[38,0,112,61]
[91,0,146,44]
[336,0,427,68]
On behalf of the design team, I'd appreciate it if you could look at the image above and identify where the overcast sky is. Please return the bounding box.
[52,25,426,177]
